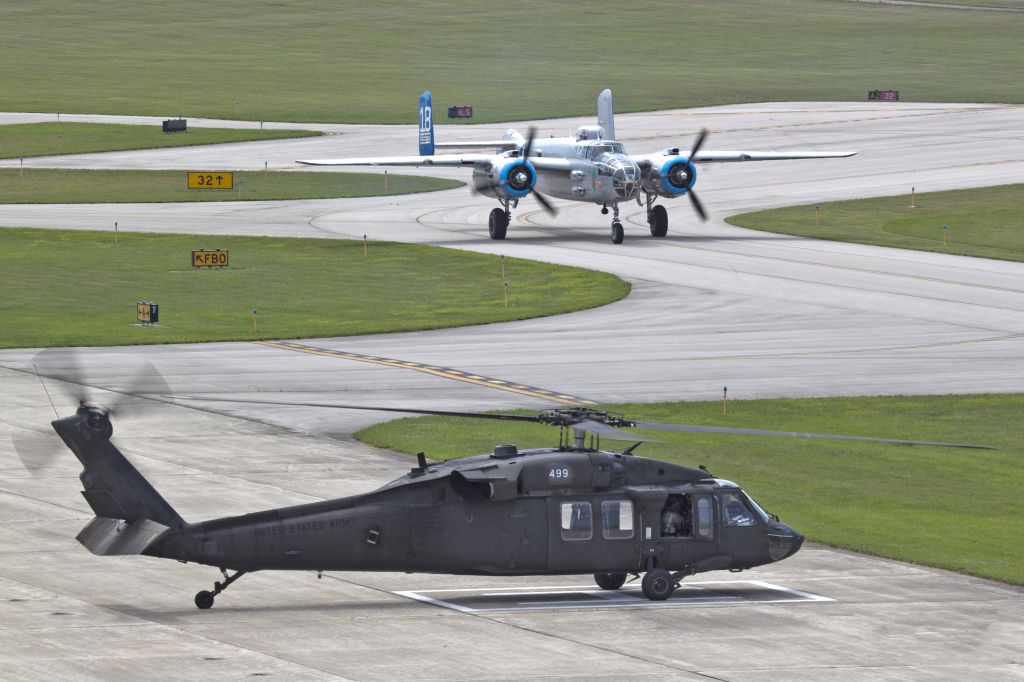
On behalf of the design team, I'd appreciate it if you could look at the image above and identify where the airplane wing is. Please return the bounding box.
[435,140,519,151]
[297,154,494,168]
[692,150,858,162]
[297,154,574,173]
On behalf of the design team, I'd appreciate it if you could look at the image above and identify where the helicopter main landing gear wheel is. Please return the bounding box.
[194,568,247,609]
[649,204,668,237]
[641,568,676,601]
[594,572,628,590]
[488,207,509,240]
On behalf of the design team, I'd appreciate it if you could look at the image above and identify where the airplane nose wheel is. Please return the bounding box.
[609,204,624,244]
[641,568,676,601]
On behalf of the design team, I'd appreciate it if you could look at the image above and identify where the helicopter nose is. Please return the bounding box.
[767,523,804,562]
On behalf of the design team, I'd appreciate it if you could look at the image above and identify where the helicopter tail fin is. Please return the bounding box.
[52,411,185,533]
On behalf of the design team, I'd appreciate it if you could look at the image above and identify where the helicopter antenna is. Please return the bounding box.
[621,442,643,456]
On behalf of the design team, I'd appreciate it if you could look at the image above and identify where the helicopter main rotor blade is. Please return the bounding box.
[628,421,995,450]
[573,420,658,442]
[171,396,544,423]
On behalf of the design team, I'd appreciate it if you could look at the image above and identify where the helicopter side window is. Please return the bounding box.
[695,496,713,539]
[660,494,692,538]
[720,492,756,527]
[601,500,634,540]
[560,501,593,541]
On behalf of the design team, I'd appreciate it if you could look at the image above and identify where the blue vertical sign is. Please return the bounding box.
[418,90,434,156]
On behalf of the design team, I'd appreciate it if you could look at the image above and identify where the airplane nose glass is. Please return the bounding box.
[611,159,641,200]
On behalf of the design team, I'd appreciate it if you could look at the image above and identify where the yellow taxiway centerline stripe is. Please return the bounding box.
[253,340,597,406]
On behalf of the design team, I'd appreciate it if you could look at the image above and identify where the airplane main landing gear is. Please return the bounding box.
[195,568,247,609]
[488,207,509,240]
[645,194,668,237]
[649,205,668,238]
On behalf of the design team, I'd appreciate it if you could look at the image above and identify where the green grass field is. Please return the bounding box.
[0,228,630,348]
[727,184,1024,262]
[1,1,1021,123]
[357,394,1024,585]
[0,122,316,159]
[0,168,461,203]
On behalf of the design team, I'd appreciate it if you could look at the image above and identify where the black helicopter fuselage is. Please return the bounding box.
[150,445,803,577]
[54,404,803,608]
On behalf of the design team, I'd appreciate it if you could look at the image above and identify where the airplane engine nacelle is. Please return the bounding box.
[473,159,537,200]
[642,153,697,198]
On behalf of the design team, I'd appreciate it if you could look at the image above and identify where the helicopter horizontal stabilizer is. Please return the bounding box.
[76,517,169,556]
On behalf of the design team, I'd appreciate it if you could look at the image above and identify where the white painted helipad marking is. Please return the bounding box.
[394,579,834,613]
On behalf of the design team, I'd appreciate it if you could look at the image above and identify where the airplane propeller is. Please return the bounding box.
[12,349,173,472]
[685,129,710,222]
[519,127,559,216]
[472,126,558,216]
[169,397,995,450]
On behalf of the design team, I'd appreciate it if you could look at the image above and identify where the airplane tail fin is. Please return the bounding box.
[597,89,615,141]
[418,90,435,156]
[52,408,184,554]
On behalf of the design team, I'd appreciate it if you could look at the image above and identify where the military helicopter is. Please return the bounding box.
[299,89,857,243]
[23,374,991,610]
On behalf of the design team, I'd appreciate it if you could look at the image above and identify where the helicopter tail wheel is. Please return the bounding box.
[594,572,628,590]
[649,204,668,238]
[488,207,508,240]
[194,590,215,610]
[610,221,624,244]
[194,569,247,609]
[641,568,676,601]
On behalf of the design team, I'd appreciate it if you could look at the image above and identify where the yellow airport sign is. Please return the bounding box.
[192,249,229,268]
[187,171,234,190]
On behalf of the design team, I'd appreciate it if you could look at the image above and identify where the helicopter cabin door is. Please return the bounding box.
[546,496,638,572]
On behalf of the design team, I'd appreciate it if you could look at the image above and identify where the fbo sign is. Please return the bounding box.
[192,249,229,268]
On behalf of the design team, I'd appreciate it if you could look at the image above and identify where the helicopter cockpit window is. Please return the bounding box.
[560,501,593,541]
[720,492,756,526]
[601,500,634,540]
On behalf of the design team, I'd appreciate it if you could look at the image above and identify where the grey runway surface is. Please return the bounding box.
[1,102,1023,679]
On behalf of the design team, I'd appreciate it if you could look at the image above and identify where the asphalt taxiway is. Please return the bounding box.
[1,102,1022,679]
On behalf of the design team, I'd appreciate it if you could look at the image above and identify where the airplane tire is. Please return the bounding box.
[194,590,215,610]
[594,572,628,590]
[641,569,675,601]
[488,208,508,240]
[610,221,624,244]
[649,205,668,237]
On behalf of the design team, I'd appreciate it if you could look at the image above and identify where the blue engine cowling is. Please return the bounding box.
[643,155,697,198]
[472,159,537,200]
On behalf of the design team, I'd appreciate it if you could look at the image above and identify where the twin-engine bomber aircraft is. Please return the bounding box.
[299,90,857,243]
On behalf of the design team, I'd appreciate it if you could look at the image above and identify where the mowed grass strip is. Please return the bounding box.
[0,122,317,159]
[1,1,1022,123]
[0,228,630,348]
[357,394,1024,585]
[0,168,461,203]
[727,184,1024,263]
